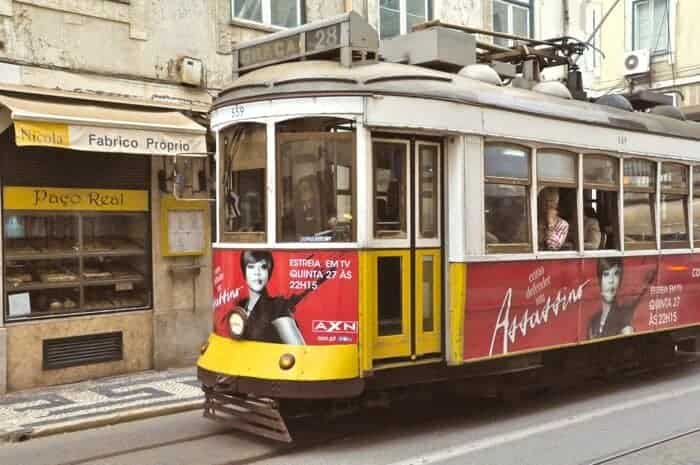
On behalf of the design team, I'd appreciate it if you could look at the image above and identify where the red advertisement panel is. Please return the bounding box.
[212,249,358,345]
[465,255,700,360]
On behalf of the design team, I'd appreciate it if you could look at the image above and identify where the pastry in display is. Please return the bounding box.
[82,267,113,280]
[6,272,33,287]
[40,271,78,283]
[49,299,64,311]
[63,298,77,309]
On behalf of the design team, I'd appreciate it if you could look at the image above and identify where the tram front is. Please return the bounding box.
[197,92,368,439]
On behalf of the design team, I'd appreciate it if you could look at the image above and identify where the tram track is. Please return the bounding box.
[582,426,700,465]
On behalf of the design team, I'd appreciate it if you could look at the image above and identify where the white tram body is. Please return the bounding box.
[198,13,700,441]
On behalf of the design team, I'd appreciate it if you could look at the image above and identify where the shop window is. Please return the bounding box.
[220,123,267,243]
[3,150,151,322]
[277,118,355,243]
[5,211,150,320]
[484,143,531,253]
[232,0,301,28]
[537,150,578,252]
[623,158,657,250]
[493,0,531,47]
[380,0,430,39]
[583,155,620,250]
[660,162,689,249]
[374,140,408,239]
[631,0,669,54]
[694,166,700,247]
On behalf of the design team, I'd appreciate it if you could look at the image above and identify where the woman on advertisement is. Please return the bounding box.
[588,257,656,339]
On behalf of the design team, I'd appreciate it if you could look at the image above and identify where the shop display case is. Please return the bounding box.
[5,212,150,319]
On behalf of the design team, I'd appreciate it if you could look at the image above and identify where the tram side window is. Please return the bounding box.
[220,123,267,242]
[623,159,657,250]
[660,163,689,249]
[583,155,620,250]
[277,118,355,243]
[537,150,578,251]
[484,144,531,253]
[694,166,700,247]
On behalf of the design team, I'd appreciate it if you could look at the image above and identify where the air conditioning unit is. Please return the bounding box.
[178,57,204,87]
[623,49,650,77]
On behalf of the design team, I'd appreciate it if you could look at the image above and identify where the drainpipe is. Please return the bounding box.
[562,0,570,36]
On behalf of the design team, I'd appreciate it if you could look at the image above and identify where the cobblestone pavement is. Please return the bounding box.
[0,368,202,442]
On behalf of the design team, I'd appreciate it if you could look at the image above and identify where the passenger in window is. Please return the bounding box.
[584,207,602,250]
[538,187,569,251]
[293,176,337,240]
[588,258,657,339]
[486,197,528,244]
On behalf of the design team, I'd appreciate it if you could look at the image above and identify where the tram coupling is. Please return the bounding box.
[203,387,292,443]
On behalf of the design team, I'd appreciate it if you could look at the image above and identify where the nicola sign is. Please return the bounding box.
[13,120,205,156]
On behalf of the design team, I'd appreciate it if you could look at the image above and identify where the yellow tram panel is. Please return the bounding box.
[199,334,360,381]
[447,262,467,365]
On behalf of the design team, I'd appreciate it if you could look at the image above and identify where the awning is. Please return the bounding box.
[0,94,207,157]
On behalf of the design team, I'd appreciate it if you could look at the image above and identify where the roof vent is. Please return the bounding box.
[458,64,501,86]
[596,94,634,112]
[532,81,572,99]
[648,105,686,121]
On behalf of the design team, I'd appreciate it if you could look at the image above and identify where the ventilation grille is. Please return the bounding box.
[43,332,123,370]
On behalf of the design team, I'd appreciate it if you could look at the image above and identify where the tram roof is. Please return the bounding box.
[214,60,700,141]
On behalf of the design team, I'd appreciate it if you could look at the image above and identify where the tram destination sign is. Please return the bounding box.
[233,12,378,77]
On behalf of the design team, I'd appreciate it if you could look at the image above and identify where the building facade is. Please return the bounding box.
[580,0,700,118]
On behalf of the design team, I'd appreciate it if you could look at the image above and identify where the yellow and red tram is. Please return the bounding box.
[197,13,700,441]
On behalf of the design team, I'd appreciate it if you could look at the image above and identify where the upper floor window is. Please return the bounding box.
[493,0,531,47]
[232,0,301,28]
[632,0,669,54]
[380,0,430,39]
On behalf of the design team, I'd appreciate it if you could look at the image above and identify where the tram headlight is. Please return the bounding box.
[228,307,248,339]
[279,353,296,370]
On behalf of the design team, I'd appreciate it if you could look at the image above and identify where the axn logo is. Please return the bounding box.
[312,320,358,334]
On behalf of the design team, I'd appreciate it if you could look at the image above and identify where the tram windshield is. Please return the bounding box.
[277,117,355,242]
[219,117,356,244]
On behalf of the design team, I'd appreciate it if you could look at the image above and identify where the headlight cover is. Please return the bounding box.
[228,307,248,339]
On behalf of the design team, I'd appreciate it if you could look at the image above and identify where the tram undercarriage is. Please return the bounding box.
[199,329,700,443]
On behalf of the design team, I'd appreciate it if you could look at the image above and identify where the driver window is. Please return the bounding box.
[276,118,356,243]
[220,123,267,242]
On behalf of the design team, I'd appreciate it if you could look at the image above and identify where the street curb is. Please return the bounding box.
[1,399,204,443]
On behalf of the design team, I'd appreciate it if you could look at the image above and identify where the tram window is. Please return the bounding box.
[374,141,407,239]
[694,166,700,247]
[537,150,578,252]
[583,156,619,250]
[220,123,267,242]
[276,118,355,243]
[660,163,689,249]
[623,159,657,250]
[419,144,438,239]
[484,144,531,254]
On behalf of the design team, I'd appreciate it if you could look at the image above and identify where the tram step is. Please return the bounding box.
[203,389,292,443]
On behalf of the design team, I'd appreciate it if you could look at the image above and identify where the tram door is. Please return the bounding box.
[370,138,442,362]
